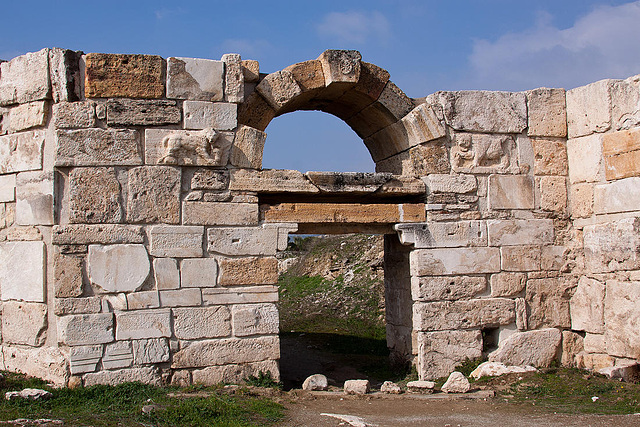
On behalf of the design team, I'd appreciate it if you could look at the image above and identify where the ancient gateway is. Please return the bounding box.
[0,48,638,387]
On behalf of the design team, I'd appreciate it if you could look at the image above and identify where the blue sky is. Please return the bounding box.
[2,1,640,172]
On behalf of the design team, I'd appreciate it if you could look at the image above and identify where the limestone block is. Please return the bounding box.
[603,128,640,181]
[490,272,526,297]
[87,244,150,293]
[8,101,48,132]
[487,175,534,210]
[166,57,224,101]
[103,341,133,369]
[413,299,515,331]
[423,174,476,194]
[256,70,302,111]
[410,247,500,276]
[144,128,232,166]
[52,224,144,245]
[69,168,122,223]
[159,288,202,307]
[489,328,561,367]
[1,345,69,386]
[285,60,325,94]
[53,101,95,128]
[172,335,279,368]
[594,177,640,215]
[262,202,424,224]
[566,79,612,138]
[242,60,260,83]
[2,225,43,241]
[148,225,204,258]
[417,330,482,379]
[106,99,180,126]
[180,258,218,288]
[127,166,181,224]
[401,103,446,147]
[182,202,258,226]
[570,183,594,218]
[0,130,45,174]
[172,306,231,339]
[487,219,554,246]
[317,50,361,87]
[604,280,640,359]
[567,134,603,184]
[133,338,170,364]
[83,367,162,386]
[575,352,615,371]
[380,381,401,394]
[2,301,47,346]
[222,54,244,103]
[375,140,450,176]
[395,221,486,248]
[48,48,82,103]
[218,257,278,286]
[102,293,128,312]
[54,253,84,298]
[583,218,640,273]
[202,286,278,305]
[57,313,114,345]
[561,330,584,367]
[501,245,541,271]
[0,241,45,302]
[207,226,278,256]
[570,276,605,334]
[230,125,266,169]
[191,169,229,191]
[85,53,164,99]
[0,175,16,202]
[539,176,567,213]
[344,380,370,395]
[15,171,53,226]
[449,133,519,174]
[411,276,486,301]
[305,171,392,194]
[115,309,171,340]
[441,371,470,394]
[191,360,279,386]
[54,297,101,315]
[153,258,180,290]
[236,91,275,131]
[184,101,236,130]
[229,169,318,193]
[70,345,102,374]
[532,138,568,176]
[526,88,567,137]
[56,129,141,166]
[541,245,565,271]
[526,277,573,329]
[302,374,329,391]
[611,75,640,130]
[232,303,278,337]
[127,291,160,310]
[0,49,50,106]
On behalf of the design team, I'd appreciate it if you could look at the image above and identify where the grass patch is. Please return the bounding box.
[0,372,284,426]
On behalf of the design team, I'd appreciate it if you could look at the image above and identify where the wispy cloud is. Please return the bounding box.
[316,11,391,46]
[154,7,186,20]
[219,39,273,58]
[464,1,640,90]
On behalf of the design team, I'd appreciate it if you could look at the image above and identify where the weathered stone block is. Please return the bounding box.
[317,49,361,87]
[191,360,279,386]
[106,99,180,126]
[222,54,244,103]
[54,297,101,315]
[526,88,567,137]
[567,134,603,184]
[85,53,164,99]
[566,79,612,138]
[230,125,266,169]
[570,276,605,334]
[218,257,278,286]
[167,57,224,101]
[127,291,160,310]
[144,128,232,166]
[561,330,584,367]
[417,330,482,380]
[87,244,150,293]
[395,221,486,248]
[489,328,561,367]
[57,313,114,345]
[83,367,161,386]
[133,338,170,364]
[172,336,279,368]
[148,225,204,258]
[375,140,450,176]
[411,276,486,301]
[604,280,640,359]
[182,202,258,226]
[153,258,180,290]
[261,202,424,224]
[583,333,606,354]
[285,60,325,94]
[423,174,476,194]
[1,345,69,386]
[54,253,84,298]
[526,277,573,329]
[127,166,181,224]
[501,245,541,271]
[229,169,318,193]
[0,131,45,174]
[305,171,393,194]
[52,224,144,245]
[103,341,133,369]
[256,70,302,111]
[401,103,446,147]
[159,288,202,307]
[487,219,554,246]
[115,309,171,340]
[593,177,640,215]
[413,298,515,331]
[184,101,237,130]
[70,345,102,375]
[56,129,141,166]
[48,48,82,103]
[9,101,48,132]
[0,49,50,106]
[202,286,279,305]
[611,74,640,130]
[232,303,279,337]
[490,272,526,297]
[69,168,122,223]
[180,258,218,288]
[0,174,16,202]
[242,60,260,83]
[173,306,231,339]
[15,171,54,226]
[583,218,640,273]
[532,138,568,176]
[53,101,95,128]
[539,176,567,213]
[190,169,228,191]
[410,247,500,276]
[488,174,534,210]
[570,183,593,218]
[2,301,47,346]
[207,226,278,256]
[0,241,45,302]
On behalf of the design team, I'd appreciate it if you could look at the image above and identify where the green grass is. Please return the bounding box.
[0,372,284,426]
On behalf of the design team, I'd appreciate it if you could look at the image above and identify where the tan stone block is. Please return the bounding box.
[2,345,69,386]
[54,297,101,315]
[9,101,48,132]
[115,309,171,340]
[237,91,275,131]
[88,244,150,293]
[0,49,50,106]
[539,176,567,213]
[566,79,612,138]
[487,219,554,246]
[605,150,640,181]
[401,103,446,148]
[602,127,640,155]
[561,330,584,367]
[583,333,606,353]
[261,202,425,223]
[192,360,279,386]
[218,257,278,286]
[133,338,170,364]
[202,286,278,305]
[106,99,181,126]
[55,128,141,167]
[242,60,260,83]
[413,298,515,331]
[48,48,82,103]
[489,328,561,367]
[488,175,534,210]
[567,133,603,184]
[83,367,162,387]
[377,81,415,120]
[53,101,95,129]
[222,54,244,103]
[611,74,640,130]
[256,70,301,111]
[395,220,486,248]
[180,258,218,288]
[95,341,132,370]
[15,171,54,226]
[182,202,258,226]
[127,291,160,310]
[569,183,593,218]
[575,352,615,371]
[229,169,318,193]
[183,101,236,130]
[285,60,325,92]
[417,330,482,380]
[230,125,266,169]
[207,226,278,256]
[410,247,500,276]
[501,245,541,271]
[602,128,640,180]
[159,288,202,307]
[570,276,605,334]
[232,303,279,336]
[317,50,361,87]
[490,272,526,297]
[172,336,279,368]
[52,224,144,245]
[54,253,84,298]
[375,141,450,175]
[604,280,640,359]
[148,225,204,258]
[144,128,233,167]
[84,53,164,99]
[69,168,122,223]
[411,276,486,301]
[127,166,181,224]
[527,88,567,137]
[2,301,47,346]
[57,313,114,345]
[593,177,640,215]
[583,218,640,273]
[526,277,573,329]
[153,258,180,290]
[532,138,568,176]
[0,130,45,174]
[0,175,16,203]
[173,306,231,339]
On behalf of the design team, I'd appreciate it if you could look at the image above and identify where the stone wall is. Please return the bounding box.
[0,47,637,386]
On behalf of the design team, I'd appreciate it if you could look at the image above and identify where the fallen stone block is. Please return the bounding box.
[406,380,435,393]
[344,379,370,395]
[441,371,470,393]
[302,374,328,391]
[470,361,536,379]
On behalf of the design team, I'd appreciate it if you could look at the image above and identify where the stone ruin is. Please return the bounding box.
[0,48,638,387]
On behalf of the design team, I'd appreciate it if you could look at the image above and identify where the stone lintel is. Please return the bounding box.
[260,202,425,224]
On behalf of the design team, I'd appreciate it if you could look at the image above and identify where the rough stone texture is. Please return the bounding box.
[396,221,486,248]
[53,101,95,128]
[54,297,101,315]
[102,341,133,369]
[182,202,258,226]
[202,286,278,305]
[167,57,224,101]
[380,381,402,394]
[222,54,244,103]
[70,345,102,374]
[401,103,446,147]
[501,245,541,271]
[127,166,181,224]
[488,175,534,210]
[184,101,236,130]
[148,225,204,258]
[229,169,318,193]
[0,174,16,202]
[54,253,84,298]
[0,241,45,302]
[562,330,584,367]
[69,168,122,223]
[490,272,526,297]
[232,303,278,337]
[594,177,640,215]
[180,258,218,288]
[173,306,231,339]
[575,352,615,371]
[207,227,278,256]
[411,276,486,301]
[318,49,361,86]
[230,125,266,169]
[57,313,114,345]
[441,371,470,394]
[87,244,150,293]
[145,129,233,166]
[566,79,612,138]
[344,379,370,395]
[526,277,573,329]
[56,129,141,166]
[15,171,54,225]
[52,224,144,245]
[1,345,69,386]
[191,360,279,385]
[604,280,640,359]
[376,140,450,175]
[191,169,229,190]
[256,70,302,111]
[236,91,275,131]
[48,48,82,103]
[489,328,561,367]
[172,336,279,368]
[602,128,640,180]
[2,301,47,346]
[302,374,329,392]
[115,309,171,340]
[570,183,594,218]
[527,88,567,137]
[0,130,45,174]
[218,257,278,286]
[470,362,536,379]
[262,202,424,224]
[423,174,477,194]
[106,99,180,126]
[487,219,554,247]
[539,176,567,213]
[133,338,170,364]
[567,133,603,184]
[583,218,640,273]
[153,258,180,290]
[83,367,162,387]
[85,53,164,99]
[159,288,202,307]
[570,276,605,334]
[410,247,500,276]
[127,291,160,310]
[413,299,515,331]
[533,138,568,176]
[0,49,50,106]
[9,101,48,132]
[417,330,483,379]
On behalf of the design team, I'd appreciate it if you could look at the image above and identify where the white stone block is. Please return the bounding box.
[8,101,48,132]
[0,241,45,302]
[83,367,161,387]
[172,336,279,368]
[149,225,204,258]
[15,171,54,225]
[410,247,500,276]
[70,345,103,374]
[0,49,50,106]
[0,174,16,202]
[115,309,172,340]
[126,291,160,310]
[423,174,477,194]
[567,134,603,184]
[570,276,605,334]
[133,338,170,364]
[593,177,640,215]
[159,288,202,307]
[604,280,640,359]
[207,226,278,255]
[167,57,224,101]
[103,341,133,369]
[173,306,231,339]
[395,221,487,248]
[232,303,279,337]
[487,219,554,246]
[181,258,218,288]
[57,313,114,345]
[0,131,45,174]
[566,79,612,138]
[184,101,237,130]
[1,301,47,346]
[153,258,180,290]
[87,244,150,293]
[488,175,534,210]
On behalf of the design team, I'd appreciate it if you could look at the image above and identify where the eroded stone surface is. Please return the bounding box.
[69,168,122,223]
[15,171,54,226]
[487,219,554,247]
[133,338,170,364]
[489,328,561,367]
[566,79,612,138]
[2,301,47,346]
[148,225,204,258]
[604,280,640,359]
[344,379,370,395]
[167,57,224,101]
[441,371,470,394]
[232,303,278,336]
[53,101,95,128]
[52,225,144,245]
[127,166,181,224]
[570,276,605,334]
[0,49,50,106]
[85,53,164,99]
[218,257,278,286]
[191,360,279,386]
[57,313,114,345]
[417,330,482,379]
[396,221,486,248]
[413,299,515,331]
[184,101,237,130]
[115,309,171,340]
[173,306,231,339]
[180,258,218,288]
[106,99,181,126]
[145,129,233,166]
[9,101,48,132]
[411,276,486,301]
[172,336,279,368]
[410,247,500,276]
[83,367,162,386]
[56,129,141,166]
[527,88,567,137]
[488,175,534,210]
[0,131,45,174]
[583,218,640,273]
[87,244,150,293]
[182,202,258,226]
[153,258,180,290]
[207,226,278,256]
[526,277,573,329]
